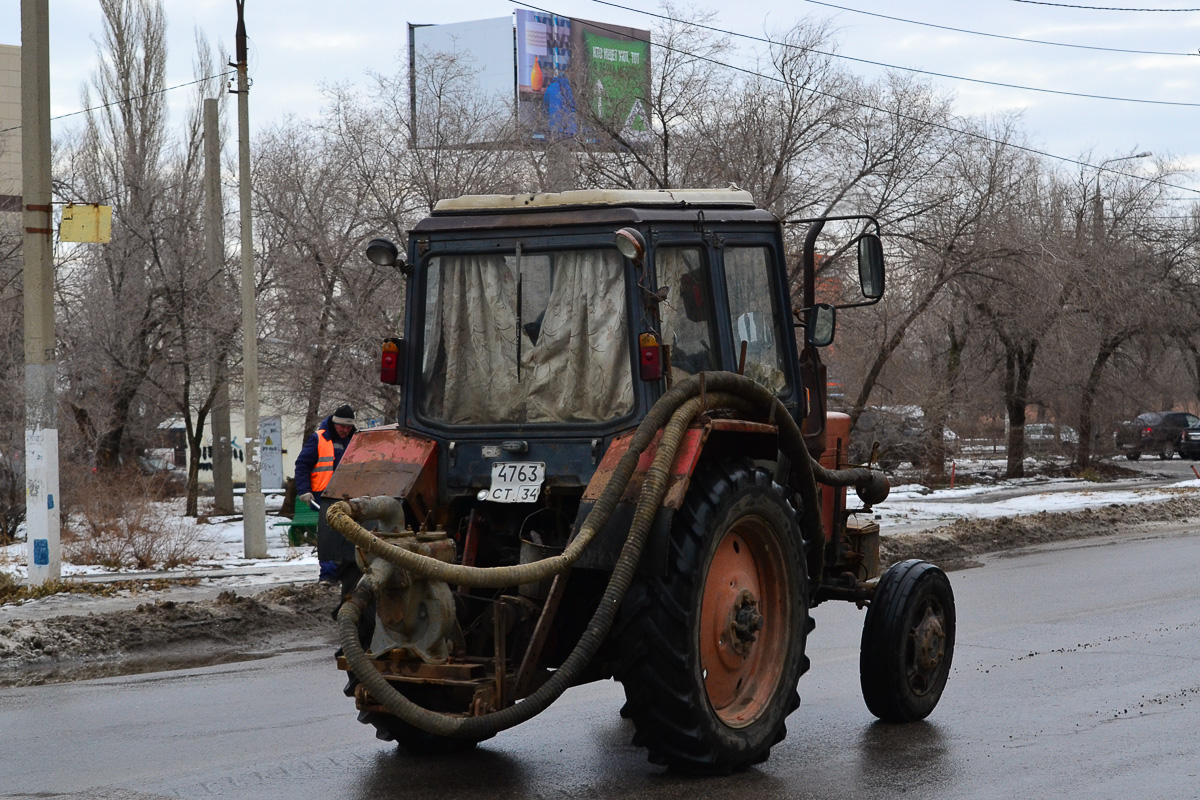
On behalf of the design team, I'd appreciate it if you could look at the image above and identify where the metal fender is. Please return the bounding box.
[321,427,438,525]
[572,418,780,573]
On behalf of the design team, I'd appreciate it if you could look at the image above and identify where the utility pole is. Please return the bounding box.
[22,0,60,585]
[234,0,266,557]
[203,98,235,515]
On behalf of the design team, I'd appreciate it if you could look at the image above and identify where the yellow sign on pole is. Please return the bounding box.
[59,203,112,243]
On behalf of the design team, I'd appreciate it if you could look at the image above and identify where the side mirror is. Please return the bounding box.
[857,233,885,300]
[805,303,836,348]
[366,238,409,274]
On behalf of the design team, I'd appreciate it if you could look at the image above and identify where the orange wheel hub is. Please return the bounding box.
[699,515,792,728]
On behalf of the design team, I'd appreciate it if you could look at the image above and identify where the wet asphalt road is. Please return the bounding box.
[1121,453,1200,482]
[2,523,1198,800]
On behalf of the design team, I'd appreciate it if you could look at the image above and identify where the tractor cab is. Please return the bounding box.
[357,190,818,506]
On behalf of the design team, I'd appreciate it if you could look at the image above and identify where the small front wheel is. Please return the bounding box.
[860,559,955,722]
[1159,441,1174,460]
[1126,451,1142,461]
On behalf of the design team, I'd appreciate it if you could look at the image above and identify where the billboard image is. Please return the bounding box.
[515,10,651,146]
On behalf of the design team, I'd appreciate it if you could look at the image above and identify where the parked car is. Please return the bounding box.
[1114,411,1200,460]
[137,453,187,494]
[849,408,956,470]
[1024,423,1078,455]
[1179,425,1200,460]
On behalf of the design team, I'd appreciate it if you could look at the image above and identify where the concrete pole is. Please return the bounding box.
[21,0,60,585]
[203,98,235,515]
[234,1,266,557]
[211,369,234,514]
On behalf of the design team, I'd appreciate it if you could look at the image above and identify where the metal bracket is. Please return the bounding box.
[494,598,509,710]
[513,572,569,699]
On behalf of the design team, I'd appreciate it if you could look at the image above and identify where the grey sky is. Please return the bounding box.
[2,0,1196,196]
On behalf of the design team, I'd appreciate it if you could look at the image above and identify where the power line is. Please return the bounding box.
[0,71,235,136]
[592,0,1200,108]
[798,0,1198,57]
[515,2,1200,198]
[1008,0,1200,9]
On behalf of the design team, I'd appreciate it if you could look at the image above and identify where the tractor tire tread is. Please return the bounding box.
[614,458,809,774]
[860,559,955,723]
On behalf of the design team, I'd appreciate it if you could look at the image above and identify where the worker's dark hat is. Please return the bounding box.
[332,405,355,425]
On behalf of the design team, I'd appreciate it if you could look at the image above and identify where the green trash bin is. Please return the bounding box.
[275,502,319,547]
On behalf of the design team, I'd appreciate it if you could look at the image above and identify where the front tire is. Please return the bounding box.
[1159,442,1174,460]
[860,559,955,722]
[616,460,809,773]
[1126,451,1142,461]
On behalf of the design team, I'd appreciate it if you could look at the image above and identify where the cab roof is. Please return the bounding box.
[414,188,776,234]
[432,188,757,214]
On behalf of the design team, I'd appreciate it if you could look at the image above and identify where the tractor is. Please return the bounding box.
[322,188,955,773]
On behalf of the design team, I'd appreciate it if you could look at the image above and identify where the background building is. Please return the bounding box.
[0,43,19,212]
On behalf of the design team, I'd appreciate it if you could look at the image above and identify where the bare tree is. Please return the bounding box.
[691,18,849,216]
[845,115,1026,428]
[55,2,239,517]
[252,115,400,435]
[137,37,238,515]
[965,160,1074,477]
[0,203,24,538]
[1069,161,1198,466]
[57,0,172,471]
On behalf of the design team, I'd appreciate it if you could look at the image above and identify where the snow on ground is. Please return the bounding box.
[1,496,318,586]
[877,456,1200,534]
[879,479,1200,533]
[3,461,1199,585]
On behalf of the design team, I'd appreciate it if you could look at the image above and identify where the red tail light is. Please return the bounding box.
[380,338,401,384]
[639,332,662,381]
[1142,427,1153,436]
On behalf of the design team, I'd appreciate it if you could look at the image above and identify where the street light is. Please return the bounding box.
[1092,151,1152,239]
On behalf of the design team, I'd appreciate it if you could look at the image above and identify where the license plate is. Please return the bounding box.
[485,461,545,503]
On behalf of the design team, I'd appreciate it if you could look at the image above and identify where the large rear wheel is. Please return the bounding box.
[860,559,955,722]
[616,460,809,773]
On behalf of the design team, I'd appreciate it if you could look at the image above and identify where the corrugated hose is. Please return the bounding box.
[331,371,888,739]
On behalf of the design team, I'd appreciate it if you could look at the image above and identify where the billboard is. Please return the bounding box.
[515,10,651,146]
[409,17,517,146]
[408,12,651,148]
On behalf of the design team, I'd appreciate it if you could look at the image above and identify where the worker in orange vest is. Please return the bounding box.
[295,404,357,592]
